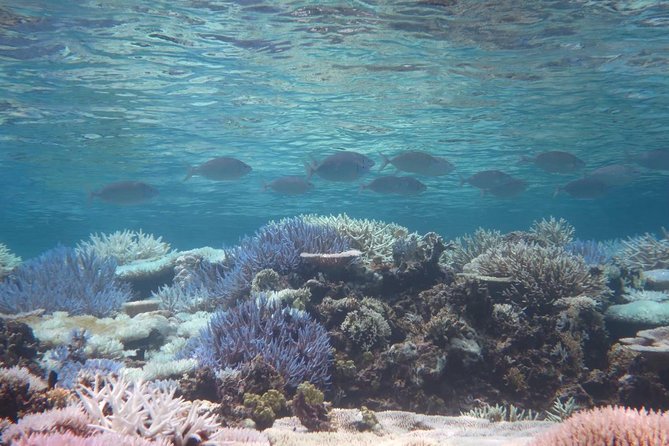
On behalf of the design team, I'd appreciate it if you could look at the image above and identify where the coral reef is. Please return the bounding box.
[0,247,132,317]
[529,216,575,247]
[76,229,171,265]
[616,231,669,271]
[0,318,41,374]
[0,242,21,279]
[439,228,502,272]
[463,241,608,313]
[183,298,332,389]
[528,405,669,446]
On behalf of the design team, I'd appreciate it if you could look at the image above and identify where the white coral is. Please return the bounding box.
[77,230,171,265]
[77,376,219,445]
[0,242,21,278]
[300,214,409,263]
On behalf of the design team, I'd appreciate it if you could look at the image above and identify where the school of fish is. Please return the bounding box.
[88,148,669,205]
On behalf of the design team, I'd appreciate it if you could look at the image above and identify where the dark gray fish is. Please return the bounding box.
[379,150,454,176]
[306,151,374,182]
[263,176,314,195]
[361,176,426,195]
[520,151,585,173]
[184,157,252,181]
[90,181,158,205]
[460,170,515,190]
[586,164,640,186]
[487,178,527,198]
[629,149,669,171]
[556,177,609,199]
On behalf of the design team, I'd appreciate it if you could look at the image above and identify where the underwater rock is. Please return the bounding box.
[643,269,669,291]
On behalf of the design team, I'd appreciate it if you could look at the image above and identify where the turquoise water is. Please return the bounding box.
[1,0,668,257]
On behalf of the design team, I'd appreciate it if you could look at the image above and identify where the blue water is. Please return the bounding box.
[1,0,668,258]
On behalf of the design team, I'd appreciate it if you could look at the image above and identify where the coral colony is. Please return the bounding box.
[2,215,669,445]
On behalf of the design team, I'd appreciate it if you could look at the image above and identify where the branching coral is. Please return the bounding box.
[0,246,132,317]
[529,405,669,446]
[615,232,669,271]
[463,241,608,312]
[12,432,170,446]
[301,213,409,263]
[76,230,171,265]
[0,242,21,279]
[77,376,219,445]
[183,299,332,389]
[529,217,575,247]
[566,239,616,266]
[439,228,503,272]
[157,216,349,311]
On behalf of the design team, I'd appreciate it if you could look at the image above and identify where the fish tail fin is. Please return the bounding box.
[304,160,317,180]
[518,155,531,165]
[183,166,194,182]
[458,174,466,187]
[87,190,96,206]
[261,181,269,192]
[378,152,390,172]
[553,186,562,198]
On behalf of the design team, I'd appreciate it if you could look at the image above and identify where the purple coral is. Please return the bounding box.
[184,298,332,388]
[159,216,349,310]
[0,246,132,317]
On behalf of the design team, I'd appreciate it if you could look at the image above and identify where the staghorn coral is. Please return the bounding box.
[566,239,617,266]
[76,229,171,265]
[615,232,669,271]
[528,405,669,446]
[463,241,608,312]
[157,216,349,311]
[301,214,409,263]
[76,376,219,445]
[0,242,21,279]
[529,216,575,247]
[183,298,332,389]
[0,246,132,317]
[439,228,503,272]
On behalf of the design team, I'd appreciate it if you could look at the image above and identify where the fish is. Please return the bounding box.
[586,164,640,186]
[628,149,669,171]
[184,157,252,181]
[555,177,609,199]
[89,181,158,205]
[360,176,427,195]
[460,170,515,190]
[486,178,527,198]
[263,176,314,195]
[520,151,585,173]
[379,150,454,176]
[306,151,374,182]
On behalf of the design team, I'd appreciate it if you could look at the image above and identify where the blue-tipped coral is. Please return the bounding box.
[156,216,349,311]
[183,298,332,389]
[0,246,132,317]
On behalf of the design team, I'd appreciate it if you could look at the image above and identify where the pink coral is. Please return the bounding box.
[12,432,169,446]
[529,405,669,446]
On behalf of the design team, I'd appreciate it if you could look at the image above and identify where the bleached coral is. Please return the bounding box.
[77,230,171,265]
[301,214,409,263]
[0,366,47,392]
[12,432,170,446]
[615,232,669,270]
[2,406,94,442]
[463,241,608,311]
[0,242,21,278]
[529,217,575,247]
[77,376,219,445]
[439,228,503,272]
